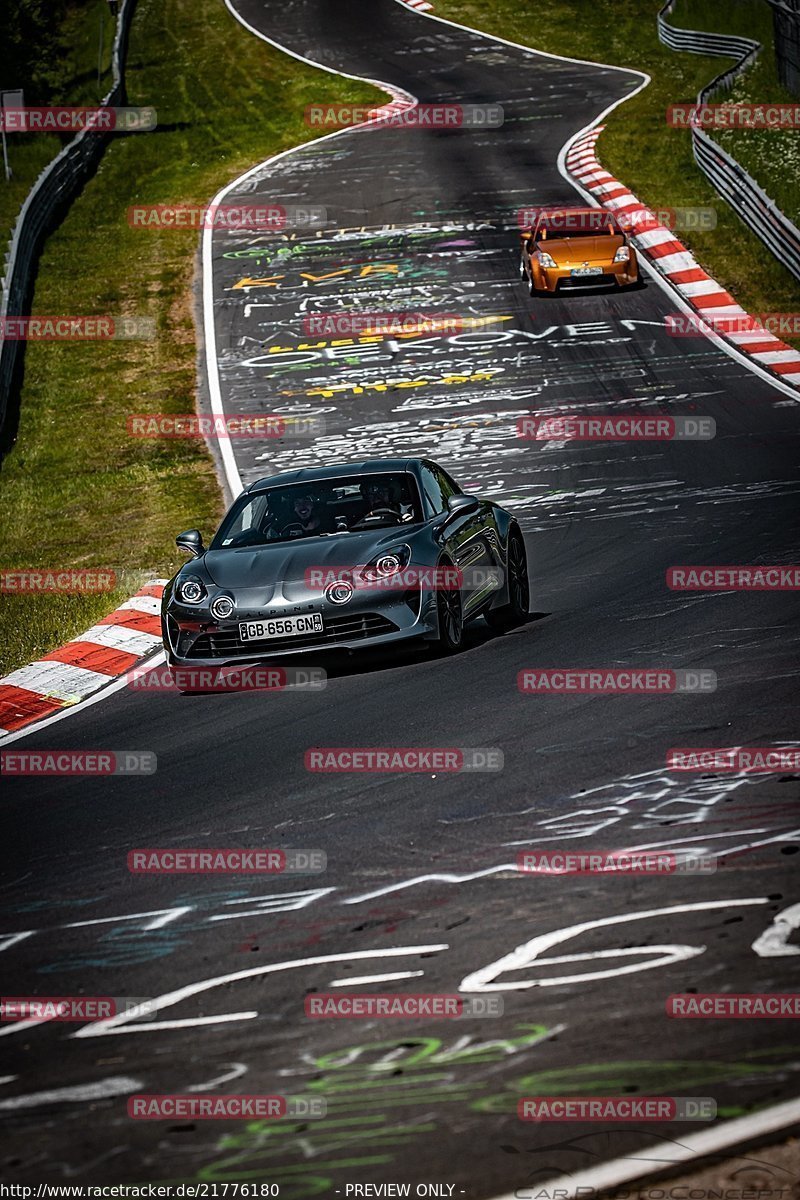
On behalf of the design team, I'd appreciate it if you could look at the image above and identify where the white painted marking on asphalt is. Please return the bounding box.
[0,1076,143,1110]
[329,971,425,986]
[752,901,800,957]
[186,1062,248,1091]
[460,899,770,991]
[0,931,34,953]
[72,945,449,1036]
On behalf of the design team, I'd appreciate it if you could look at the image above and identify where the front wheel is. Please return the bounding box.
[485,529,530,631]
[435,575,465,654]
[519,257,527,280]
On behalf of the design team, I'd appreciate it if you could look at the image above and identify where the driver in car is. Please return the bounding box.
[289,491,328,535]
[357,479,398,521]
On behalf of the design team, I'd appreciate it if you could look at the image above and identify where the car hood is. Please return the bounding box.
[542,235,623,264]
[202,530,416,588]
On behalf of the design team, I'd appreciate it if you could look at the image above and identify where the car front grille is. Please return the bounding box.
[557,273,617,289]
[185,613,398,659]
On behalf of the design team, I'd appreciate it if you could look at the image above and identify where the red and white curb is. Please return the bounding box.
[0,580,166,738]
[400,0,434,10]
[564,126,800,388]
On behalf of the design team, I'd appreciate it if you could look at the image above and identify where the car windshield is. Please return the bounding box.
[537,213,620,238]
[210,473,425,548]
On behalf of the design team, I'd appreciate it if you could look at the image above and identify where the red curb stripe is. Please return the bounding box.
[731,340,787,355]
[647,239,688,260]
[138,583,165,600]
[693,292,738,308]
[40,641,140,676]
[767,359,800,374]
[0,686,65,732]
[97,609,161,635]
[668,268,711,285]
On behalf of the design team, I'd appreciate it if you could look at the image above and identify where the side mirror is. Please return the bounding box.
[176,529,204,558]
[447,494,480,517]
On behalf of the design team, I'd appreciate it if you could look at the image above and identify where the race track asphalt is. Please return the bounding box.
[2,0,799,1191]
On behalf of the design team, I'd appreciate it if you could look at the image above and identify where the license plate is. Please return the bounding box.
[571,267,603,276]
[239,614,323,641]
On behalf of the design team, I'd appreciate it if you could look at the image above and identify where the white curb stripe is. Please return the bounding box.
[2,661,112,701]
[77,624,163,654]
[117,595,161,615]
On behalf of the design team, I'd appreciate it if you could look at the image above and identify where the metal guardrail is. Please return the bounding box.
[657,0,800,285]
[0,0,136,445]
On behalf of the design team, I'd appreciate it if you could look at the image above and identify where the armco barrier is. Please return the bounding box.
[658,0,800,284]
[0,0,137,446]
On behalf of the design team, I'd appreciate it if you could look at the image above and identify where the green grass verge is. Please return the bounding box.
[0,0,117,250]
[0,0,381,676]
[674,0,800,227]
[432,0,800,337]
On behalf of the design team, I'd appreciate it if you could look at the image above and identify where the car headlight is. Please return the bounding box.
[360,544,412,582]
[209,594,235,620]
[177,575,207,604]
[536,249,557,268]
[613,245,630,263]
[325,579,354,605]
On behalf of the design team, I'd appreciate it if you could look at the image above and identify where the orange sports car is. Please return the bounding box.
[519,207,639,294]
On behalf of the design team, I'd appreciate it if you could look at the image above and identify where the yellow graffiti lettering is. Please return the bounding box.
[231,276,284,290]
[299,269,353,283]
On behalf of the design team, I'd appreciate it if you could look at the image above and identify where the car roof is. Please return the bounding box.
[246,458,423,493]
[537,206,608,218]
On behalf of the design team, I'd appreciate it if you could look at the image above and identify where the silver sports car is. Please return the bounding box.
[161,458,529,669]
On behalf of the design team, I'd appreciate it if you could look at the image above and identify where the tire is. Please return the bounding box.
[528,275,539,296]
[519,258,527,280]
[485,528,530,632]
[435,571,465,654]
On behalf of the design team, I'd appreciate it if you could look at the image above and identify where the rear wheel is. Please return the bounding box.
[485,529,529,631]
